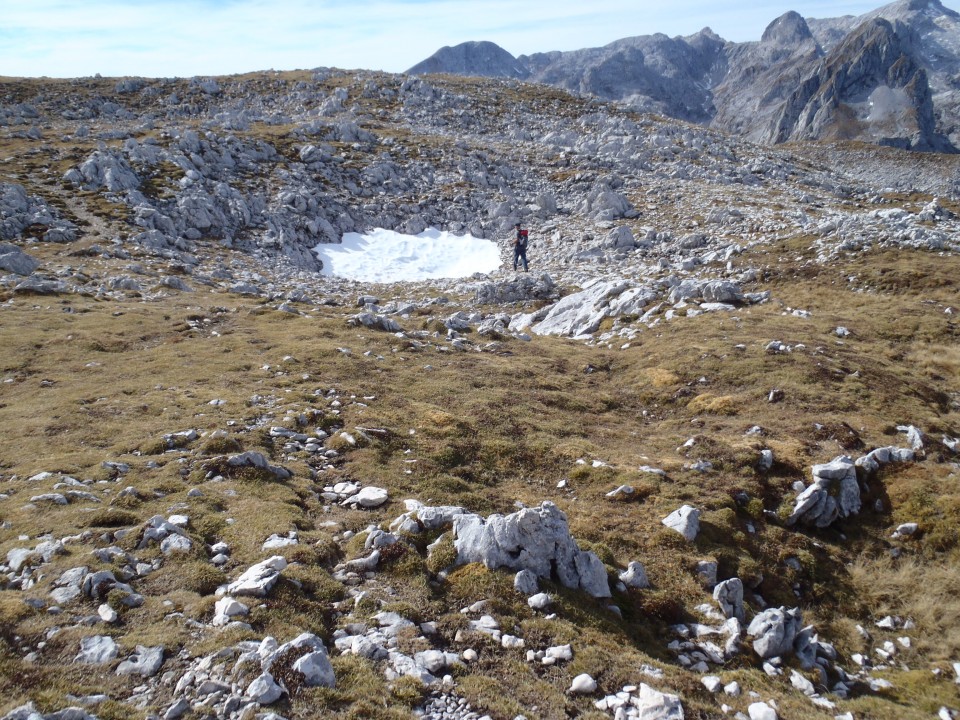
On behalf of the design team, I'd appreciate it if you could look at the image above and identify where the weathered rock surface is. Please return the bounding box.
[662,505,701,541]
[226,556,287,597]
[452,501,611,597]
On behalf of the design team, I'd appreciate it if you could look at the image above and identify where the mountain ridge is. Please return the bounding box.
[407,0,960,151]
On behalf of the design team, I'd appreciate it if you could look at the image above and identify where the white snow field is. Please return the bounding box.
[313,228,503,282]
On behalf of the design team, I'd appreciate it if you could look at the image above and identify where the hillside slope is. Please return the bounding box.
[0,70,959,720]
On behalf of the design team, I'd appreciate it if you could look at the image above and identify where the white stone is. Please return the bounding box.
[633,683,684,719]
[713,577,745,621]
[97,604,119,624]
[353,486,389,508]
[116,645,165,677]
[569,673,597,694]
[749,702,778,720]
[514,569,539,595]
[502,634,525,649]
[702,675,723,693]
[790,669,816,696]
[226,556,287,597]
[213,596,249,626]
[453,502,611,598]
[748,607,802,659]
[528,593,552,610]
[246,673,284,704]
[264,633,335,688]
[619,561,650,589]
[160,534,192,554]
[262,533,298,549]
[662,505,700,541]
[76,635,118,664]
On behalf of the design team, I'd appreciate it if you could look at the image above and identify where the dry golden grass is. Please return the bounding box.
[0,234,957,718]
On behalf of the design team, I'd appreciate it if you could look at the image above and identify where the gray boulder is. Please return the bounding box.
[514,569,539,595]
[619,561,650,589]
[348,312,401,332]
[606,226,636,250]
[700,280,744,304]
[116,645,165,677]
[226,556,287,597]
[713,577,745,621]
[661,505,700,541]
[0,245,39,276]
[75,635,118,664]
[786,455,861,527]
[262,632,335,688]
[226,451,291,481]
[532,279,658,337]
[747,606,803,659]
[452,501,611,598]
[246,673,284,704]
[633,683,685,719]
[856,445,915,476]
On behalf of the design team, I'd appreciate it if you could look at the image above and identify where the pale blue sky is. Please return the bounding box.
[0,0,923,78]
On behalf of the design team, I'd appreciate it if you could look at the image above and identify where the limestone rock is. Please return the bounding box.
[786,455,860,527]
[531,279,657,337]
[226,451,291,481]
[76,635,118,664]
[713,577,745,621]
[748,701,778,720]
[747,606,803,659]
[514,569,539,595]
[528,592,552,610]
[0,246,39,276]
[345,486,389,508]
[212,596,249,626]
[632,683,685,719]
[662,505,701,541]
[569,673,597,694]
[246,672,284,704]
[619,561,651,589]
[452,501,611,597]
[116,645,165,677]
[262,632,335,689]
[226,556,287,597]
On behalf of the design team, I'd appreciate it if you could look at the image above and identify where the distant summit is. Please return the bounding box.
[760,11,815,45]
[406,41,526,79]
[406,0,960,151]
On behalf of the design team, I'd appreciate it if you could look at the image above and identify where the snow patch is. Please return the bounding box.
[313,228,501,282]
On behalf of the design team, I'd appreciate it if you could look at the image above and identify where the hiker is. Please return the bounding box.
[513,222,529,272]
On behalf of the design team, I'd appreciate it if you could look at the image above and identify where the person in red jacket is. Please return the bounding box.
[513,222,529,272]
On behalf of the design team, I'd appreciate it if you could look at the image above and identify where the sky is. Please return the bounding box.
[0,0,915,79]
[313,228,502,281]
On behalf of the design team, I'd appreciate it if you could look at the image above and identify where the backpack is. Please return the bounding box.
[517,229,528,248]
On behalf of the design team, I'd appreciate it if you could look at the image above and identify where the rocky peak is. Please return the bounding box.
[770,15,953,151]
[760,11,815,46]
[406,40,526,79]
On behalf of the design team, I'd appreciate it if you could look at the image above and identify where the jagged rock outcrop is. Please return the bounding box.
[771,18,949,151]
[451,501,612,598]
[711,12,824,143]
[1,183,78,243]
